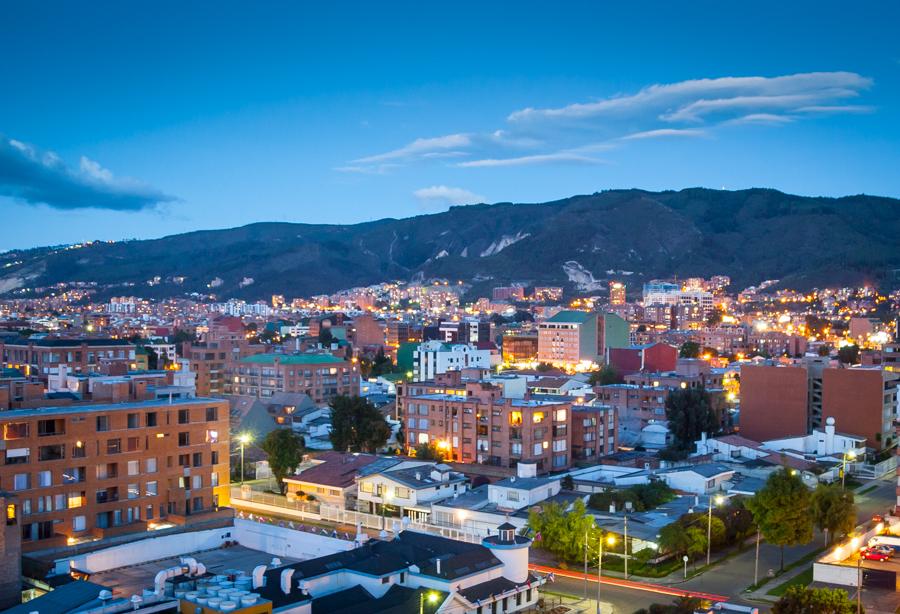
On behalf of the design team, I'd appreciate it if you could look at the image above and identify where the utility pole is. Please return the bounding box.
[754,529,760,586]
[623,515,629,579]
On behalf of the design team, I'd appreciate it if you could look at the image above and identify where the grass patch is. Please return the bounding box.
[744,545,828,593]
[858,484,879,495]
[766,566,814,597]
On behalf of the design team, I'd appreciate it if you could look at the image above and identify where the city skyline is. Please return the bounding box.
[2,1,900,250]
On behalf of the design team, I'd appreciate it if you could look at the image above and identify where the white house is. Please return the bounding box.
[356,462,468,523]
[413,340,494,381]
[613,463,734,495]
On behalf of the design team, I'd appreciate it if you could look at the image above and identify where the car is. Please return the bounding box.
[860,547,891,562]
[871,545,894,557]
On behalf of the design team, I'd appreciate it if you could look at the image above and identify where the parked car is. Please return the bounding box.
[860,547,891,562]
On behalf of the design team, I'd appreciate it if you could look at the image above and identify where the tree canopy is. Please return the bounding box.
[588,364,624,386]
[811,483,857,544]
[747,468,813,570]
[329,395,392,453]
[415,441,447,462]
[588,482,675,513]
[664,387,720,452]
[260,429,305,494]
[772,586,860,614]
[679,341,701,358]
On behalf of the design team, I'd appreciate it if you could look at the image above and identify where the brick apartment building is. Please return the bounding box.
[229,353,359,404]
[572,405,618,461]
[0,337,136,377]
[537,311,629,367]
[740,361,899,449]
[0,397,229,551]
[501,334,539,363]
[400,372,576,472]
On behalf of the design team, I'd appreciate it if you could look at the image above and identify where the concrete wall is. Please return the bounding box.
[232,518,349,559]
[58,526,234,574]
[813,562,860,587]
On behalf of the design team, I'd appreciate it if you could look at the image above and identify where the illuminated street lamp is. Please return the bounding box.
[842,450,857,489]
[419,591,439,614]
[595,533,616,614]
[707,494,725,566]
[237,433,252,485]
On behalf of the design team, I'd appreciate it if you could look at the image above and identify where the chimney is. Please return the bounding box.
[251,565,267,589]
[415,472,422,481]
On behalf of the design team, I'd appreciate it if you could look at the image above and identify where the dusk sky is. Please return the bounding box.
[2,1,899,251]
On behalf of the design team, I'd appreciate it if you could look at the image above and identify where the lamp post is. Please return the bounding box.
[596,533,615,614]
[857,552,862,614]
[623,514,629,579]
[237,433,252,485]
[683,555,689,579]
[707,494,725,567]
[419,591,439,614]
[842,450,857,489]
[754,529,761,586]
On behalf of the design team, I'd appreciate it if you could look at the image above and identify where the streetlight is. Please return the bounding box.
[707,494,725,567]
[237,433,252,485]
[595,533,615,614]
[419,590,439,614]
[842,450,857,489]
[683,555,689,579]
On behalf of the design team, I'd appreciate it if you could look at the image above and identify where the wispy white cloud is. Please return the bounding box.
[619,128,706,140]
[352,133,471,164]
[457,152,606,168]
[508,72,871,123]
[413,185,485,208]
[344,71,874,174]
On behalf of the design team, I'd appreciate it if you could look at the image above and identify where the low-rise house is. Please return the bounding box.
[283,452,389,508]
[356,462,469,523]
[613,463,734,495]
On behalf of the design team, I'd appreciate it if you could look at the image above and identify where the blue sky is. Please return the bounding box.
[2,1,899,250]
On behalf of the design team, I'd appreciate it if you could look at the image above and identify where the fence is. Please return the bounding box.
[230,486,320,519]
[318,504,481,543]
[856,455,897,479]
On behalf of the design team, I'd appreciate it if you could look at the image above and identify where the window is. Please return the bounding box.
[73,515,86,532]
[127,460,140,476]
[128,484,139,499]
[38,470,52,487]
[192,497,203,512]
[145,481,158,496]
[62,467,86,484]
[192,453,202,467]
[211,451,219,465]
[5,448,29,465]
[96,416,110,432]
[72,441,86,458]
[38,444,65,461]
[211,473,219,487]
[206,430,219,443]
[145,458,157,473]
[360,482,374,493]
[509,411,523,426]
[107,439,122,454]
[507,490,520,502]
[127,437,140,452]
[555,409,567,422]
[37,419,65,436]
[14,473,30,490]
[3,422,29,440]
[532,411,545,424]
[127,413,140,429]
[553,440,567,452]
[178,409,190,424]
[206,406,218,421]
[145,412,158,427]
[192,475,202,490]
[178,432,190,447]
[67,491,85,509]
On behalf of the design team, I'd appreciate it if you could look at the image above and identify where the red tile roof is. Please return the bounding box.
[286,452,381,488]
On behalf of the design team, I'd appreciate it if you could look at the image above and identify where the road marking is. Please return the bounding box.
[529,563,730,602]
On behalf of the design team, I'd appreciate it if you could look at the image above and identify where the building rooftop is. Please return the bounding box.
[543,310,593,324]
[240,353,345,365]
[0,396,223,418]
[4,580,108,614]
[286,452,386,489]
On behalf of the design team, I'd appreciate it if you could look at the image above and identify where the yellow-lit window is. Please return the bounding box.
[6,504,16,524]
[509,411,523,426]
[555,409,567,422]
[533,412,545,424]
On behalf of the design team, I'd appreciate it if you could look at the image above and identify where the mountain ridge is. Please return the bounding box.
[4,187,900,300]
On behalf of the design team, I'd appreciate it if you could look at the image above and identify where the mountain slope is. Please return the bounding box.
[4,188,900,299]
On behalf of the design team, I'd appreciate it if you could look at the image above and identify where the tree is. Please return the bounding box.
[747,469,813,571]
[260,429,305,495]
[415,441,447,461]
[679,341,701,358]
[684,526,707,562]
[561,474,575,491]
[368,347,393,378]
[658,523,691,556]
[706,307,724,327]
[318,327,335,346]
[527,500,600,563]
[329,395,391,453]
[772,586,860,614]
[811,483,857,544]
[664,387,719,452]
[588,364,624,386]
[837,344,860,365]
[536,362,554,372]
[145,346,159,370]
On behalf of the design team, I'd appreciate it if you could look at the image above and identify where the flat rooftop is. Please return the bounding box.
[86,545,298,599]
[0,396,224,418]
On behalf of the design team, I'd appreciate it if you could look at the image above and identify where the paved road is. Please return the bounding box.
[544,573,684,614]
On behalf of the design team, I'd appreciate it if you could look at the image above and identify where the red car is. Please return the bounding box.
[860,547,891,562]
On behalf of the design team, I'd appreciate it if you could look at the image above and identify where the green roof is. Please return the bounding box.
[240,353,344,365]
[545,310,594,323]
